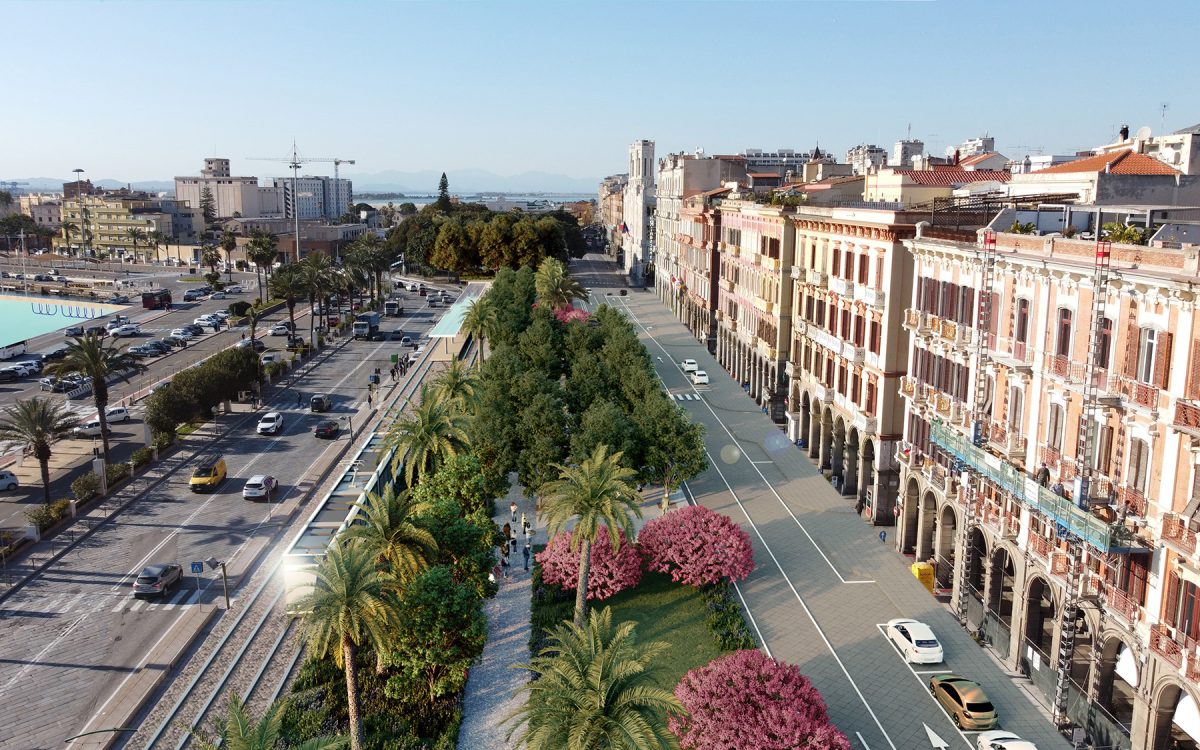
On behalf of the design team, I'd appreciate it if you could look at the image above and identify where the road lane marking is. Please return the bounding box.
[614,295,874,585]
[702,449,897,750]
[856,732,873,750]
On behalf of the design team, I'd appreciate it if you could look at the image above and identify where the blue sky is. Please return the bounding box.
[4,0,1197,187]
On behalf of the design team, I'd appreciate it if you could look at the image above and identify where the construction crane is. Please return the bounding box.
[247,146,357,261]
[0,181,29,194]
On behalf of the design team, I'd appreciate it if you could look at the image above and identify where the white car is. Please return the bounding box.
[110,324,141,338]
[211,310,231,320]
[209,291,226,300]
[105,406,130,423]
[4,363,39,378]
[242,474,277,500]
[976,731,1038,750]
[225,284,243,294]
[256,412,284,435]
[170,328,196,340]
[691,370,710,385]
[261,352,280,365]
[73,418,109,437]
[885,618,944,664]
[0,470,18,491]
[269,324,291,336]
[680,359,698,373]
[194,316,220,327]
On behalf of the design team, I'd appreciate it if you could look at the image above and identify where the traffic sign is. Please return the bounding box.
[191,562,204,574]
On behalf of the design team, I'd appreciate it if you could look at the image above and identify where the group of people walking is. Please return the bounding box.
[492,500,534,583]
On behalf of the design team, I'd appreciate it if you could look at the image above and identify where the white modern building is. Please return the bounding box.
[621,139,655,283]
[175,158,283,219]
[273,176,353,221]
[893,139,925,170]
[846,144,888,175]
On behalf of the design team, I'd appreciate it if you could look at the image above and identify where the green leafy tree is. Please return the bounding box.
[200,186,217,224]
[0,398,78,503]
[410,453,503,517]
[299,251,337,343]
[1102,221,1146,244]
[1008,220,1035,235]
[46,335,140,465]
[516,388,568,493]
[298,541,398,750]
[144,383,192,440]
[477,213,515,270]
[387,212,439,271]
[430,220,468,274]
[188,692,345,750]
[59,221,79,252]
[201,242,222,279]
[383,566,486,706]
[570,399,636,465]
[506,607,681,750]
[270,264,305,333]
[341,485,437,583]
[634,396,708,513]
[125,227,147,261]
[435,172,452,212]
[539,445,641,626]
[383,384,471,488]
[147,230,168,263]
[510,219,543,268]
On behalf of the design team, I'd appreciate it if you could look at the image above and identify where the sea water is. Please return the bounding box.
[0,294,123,348]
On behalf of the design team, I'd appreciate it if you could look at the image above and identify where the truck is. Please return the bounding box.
[384,300,404,317]
[352,312,382,340]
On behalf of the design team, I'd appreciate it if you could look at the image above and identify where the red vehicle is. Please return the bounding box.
[141,289,172,310]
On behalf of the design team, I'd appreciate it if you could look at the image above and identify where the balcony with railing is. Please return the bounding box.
[829,276,853,297]
[1105,586,1144,629]
[1176,400,1200,436]
[936,318,974,349]
[989,421,1028,460]
[1029,533,1053,559]
[1116,375,1160,410]
[806,268,827,287]
[1163,514,1198,557]
[1117,484,1147,517]
[1038,445,1062,471]
[841,339,865,365]
[1151,624,1185,670]
[900,375,918,399]
[903,308,932,334]
[853,284,886,310]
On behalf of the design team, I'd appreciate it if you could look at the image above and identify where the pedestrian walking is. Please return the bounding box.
[367,392,373,407]
[509,500,517,521]
[490,564,500,585]
[519,512,527,531]
[500,549,510,578]
[296,391,303,408]
[522,542,531,571]
[502,522,512,543]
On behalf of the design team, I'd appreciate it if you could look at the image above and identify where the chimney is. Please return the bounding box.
[1120,124,1130,141]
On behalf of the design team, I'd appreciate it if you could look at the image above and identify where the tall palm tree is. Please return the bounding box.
[300,251,336,343]
[534,257,585,310]
[540,445,641,626]
[461,297,497,365]
[383,384,470,488]
[342,485,437,582]
[506,607,681,750]
[147,230,167,263]
[188,692,345,750]
[428,358,479,414]
[0,398,79,503]
[246,306,263,343]
[59,221,79,254]
[201,242,222,281]
[298,541,398,750]
[247,230,279,303]
[125,227,147,262]
[45,335,140,465]
[220,229,238,282]
[342,257,371,313]
[270,265,305,334]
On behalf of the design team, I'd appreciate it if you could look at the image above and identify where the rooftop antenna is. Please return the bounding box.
[1160,102,1169,133]
[906,123,912,140]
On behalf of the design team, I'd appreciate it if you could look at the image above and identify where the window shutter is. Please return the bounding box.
[1166,571,1181,626]
[1188,339,1200,400]
[1122,324,1140,378]
[1154,331,1173,389]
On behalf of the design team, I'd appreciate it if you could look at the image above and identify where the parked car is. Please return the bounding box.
[132,563,182,599]
[975,731,1038,750]
[211,310,231,320]
[182,324,205,336]
[84,325,107,338]
[885,618,943,664]
[0,470,19,491]
[242,475,277,500]
[4,362,39,378]
[170,328,195,340]
[261,352,280,365]
[105,406,131,423]
[929,674,998,730]
[160,336,186,348]
[680,359,698,373]
[144,341,172,354]
[73,419,111,437]
[269,324,290,336]
[128,346,154,359]
[64,326,84,337]
[110,294,130,304]
[235,338,266,351]
[194,316,219,327]
[209,291,226,300]
[182,289,205,302]
[691,370,710,385]
[310,394,332,412]
[110,324,141,338]
[313,419,340,439]
[400,335,414,347]
[256,412,284,435]
[285,336,309,353]
[150,380,172,394]
[189,457,227,492]
[0,369,16,382]
[225,284,243,294]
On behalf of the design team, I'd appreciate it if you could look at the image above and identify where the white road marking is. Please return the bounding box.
[856,732,873,750]
[614,295,874,585]
[702,449,897,750]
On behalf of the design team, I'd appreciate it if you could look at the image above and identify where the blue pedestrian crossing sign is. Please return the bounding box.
[191,562,204,574]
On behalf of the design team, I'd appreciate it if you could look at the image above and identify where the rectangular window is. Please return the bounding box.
[831,249,840,277]
[858,254,869,284]
[869,320,881,354]
[1137,328,1156,383]
[866,379,878,413]
[852,372,861,404]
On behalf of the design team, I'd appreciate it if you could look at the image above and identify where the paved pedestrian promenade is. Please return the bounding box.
[457,482,535,750]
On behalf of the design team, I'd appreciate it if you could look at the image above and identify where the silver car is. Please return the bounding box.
[132,563,182,598]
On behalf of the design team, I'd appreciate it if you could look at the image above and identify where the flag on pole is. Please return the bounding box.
[620,222,629,234]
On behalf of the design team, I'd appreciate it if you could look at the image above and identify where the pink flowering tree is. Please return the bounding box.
[553,306,590,325]
[536,526,642,601]
[669,650,850,750]
[638,505,754,587]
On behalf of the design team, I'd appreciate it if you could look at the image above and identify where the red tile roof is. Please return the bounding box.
[888,168,1011,187]
[1036,149,1179,176]
[959,152,1001,167]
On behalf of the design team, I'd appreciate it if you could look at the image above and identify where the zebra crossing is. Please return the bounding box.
[671,392,705,402]
[7,587,201,617]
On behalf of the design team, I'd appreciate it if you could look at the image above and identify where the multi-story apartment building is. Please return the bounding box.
[674,186,732,352]
[846,144,888,175]
[175,158,283,219]
[654,152,746,315]
[55,192,198,257]
[621,140,655,284]
[893,139,925,170]
[786,205,926,525]
[712,193,795,422]
[273,175,353,221]
[18,195,62,230]
[896,219,1200,750]
[598,173,627,255]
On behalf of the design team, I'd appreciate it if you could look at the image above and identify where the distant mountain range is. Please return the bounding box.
[8,168,601,196]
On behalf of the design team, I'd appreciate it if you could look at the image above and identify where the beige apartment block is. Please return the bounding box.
[898,222,1200,749]
[786,206,921,525]
[673,186,731,352]
[713,196,795,422]
[55,194,198,259]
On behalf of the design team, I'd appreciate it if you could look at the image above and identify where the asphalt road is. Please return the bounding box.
[571,253,1070,750]
[0,279,454,750]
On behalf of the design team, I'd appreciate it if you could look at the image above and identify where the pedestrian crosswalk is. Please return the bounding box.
[3,587,200,617]
[671,392,704,402]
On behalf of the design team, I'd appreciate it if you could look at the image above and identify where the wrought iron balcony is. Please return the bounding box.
[1163,514,1198,557]
[1116,375,1159,410]
[1176,400,1200,436]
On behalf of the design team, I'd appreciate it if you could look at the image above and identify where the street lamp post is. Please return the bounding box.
[205,557,230,608]
[339,414,354,439]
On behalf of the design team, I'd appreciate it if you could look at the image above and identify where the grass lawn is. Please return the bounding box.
[604,572,725,690]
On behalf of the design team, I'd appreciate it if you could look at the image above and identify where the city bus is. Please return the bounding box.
[141,289,172,310]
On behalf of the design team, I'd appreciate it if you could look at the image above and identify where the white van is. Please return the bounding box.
[0,341,28,361]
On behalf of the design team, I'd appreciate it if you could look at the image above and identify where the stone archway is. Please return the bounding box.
[966,526,988,600]
[1068,608,1094,687]
[986,546,1016,626]
[1151,682,1200,750]
[800,392,811,449]
[845,428,861,504]
[807,395,822,460]
[933,503,958,589]
[901,477,920,554]
[1096,635,1138,731]
[819,407,834,470]
[1024,576,1057,654]
[861,439,877,518]
[916,491,939,562]
[831,417,847,492]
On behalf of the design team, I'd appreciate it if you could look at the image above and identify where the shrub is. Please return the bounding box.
[228,300,252,317]
[669,650,850,750]
[26,499,73,531]
[699,582,756,651]
[131,447,154,469]
[638,505,754,587]
[106,463,131,486]
[535,526,642,602]
[71,473,101,503]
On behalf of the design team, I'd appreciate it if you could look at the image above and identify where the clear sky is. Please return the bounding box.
[4,0,1197,186]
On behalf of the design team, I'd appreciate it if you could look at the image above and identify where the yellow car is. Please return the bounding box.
[189,458,227,493]
[929,674,998,730]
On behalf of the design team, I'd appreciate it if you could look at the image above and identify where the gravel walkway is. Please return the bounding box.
[457,483,535,750]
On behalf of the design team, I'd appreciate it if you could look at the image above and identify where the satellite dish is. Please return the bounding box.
[1135,126,1153,141]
